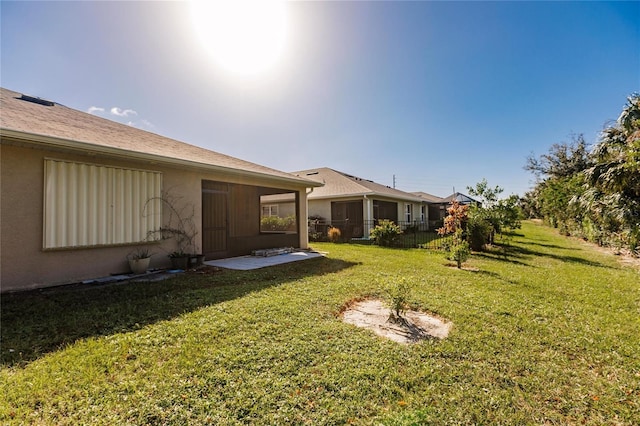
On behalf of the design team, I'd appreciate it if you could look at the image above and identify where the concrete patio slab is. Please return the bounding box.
[204,250,325,270]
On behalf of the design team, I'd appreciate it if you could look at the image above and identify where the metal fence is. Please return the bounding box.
[308,219,452,250]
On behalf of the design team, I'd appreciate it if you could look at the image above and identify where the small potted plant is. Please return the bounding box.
[168,250,190,270]
[128,247,153,275]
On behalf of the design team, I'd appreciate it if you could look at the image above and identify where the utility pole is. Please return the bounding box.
[393,174,396,189]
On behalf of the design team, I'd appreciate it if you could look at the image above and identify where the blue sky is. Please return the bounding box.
[2,1,638,197]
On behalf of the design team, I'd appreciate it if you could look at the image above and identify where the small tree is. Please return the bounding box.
[370,219,402,247]
[467,179,523,245]
[438,201,470,268]
[386,278,413,324]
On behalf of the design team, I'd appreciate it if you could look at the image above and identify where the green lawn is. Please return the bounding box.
[1,221,639,425]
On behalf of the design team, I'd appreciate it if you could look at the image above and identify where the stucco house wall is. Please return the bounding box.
[1,142,313,292]
[0,88,320,292]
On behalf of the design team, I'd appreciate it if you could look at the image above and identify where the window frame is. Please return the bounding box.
[261,204,279,217]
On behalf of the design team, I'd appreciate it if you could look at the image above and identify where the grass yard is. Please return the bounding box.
[1,221,639,425]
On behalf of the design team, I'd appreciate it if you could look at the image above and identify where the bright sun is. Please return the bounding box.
[189,1,289,77]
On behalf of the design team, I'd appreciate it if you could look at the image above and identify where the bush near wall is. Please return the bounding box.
[260,215,296,232]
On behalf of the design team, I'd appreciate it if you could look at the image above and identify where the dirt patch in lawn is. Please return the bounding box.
[342,299,452,344]
[574,238,640,270]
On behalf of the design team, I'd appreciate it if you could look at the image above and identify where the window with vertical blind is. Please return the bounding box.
[43,159,162,249]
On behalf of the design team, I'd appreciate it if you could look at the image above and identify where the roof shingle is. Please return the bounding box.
[0,87,320,186]
[292,167,424,202]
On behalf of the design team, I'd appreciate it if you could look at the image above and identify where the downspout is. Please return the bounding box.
[299,187,315,249]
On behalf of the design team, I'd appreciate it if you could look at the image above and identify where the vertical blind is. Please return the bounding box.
[44,159,162,249]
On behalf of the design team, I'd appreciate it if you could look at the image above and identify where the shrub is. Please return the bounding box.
[308,231,326,242]
[308,215,327,242]
[404,223,419,234]
[466,215,491,251]
[327,226,342,243]
[260,215,296,232]
[448,231,471,268]
[370,220,402,247]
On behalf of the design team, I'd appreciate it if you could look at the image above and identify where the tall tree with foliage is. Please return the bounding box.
[525,134,591,179]
[524,94,640,253]
[580,94,640,250]
[524,134,591,234]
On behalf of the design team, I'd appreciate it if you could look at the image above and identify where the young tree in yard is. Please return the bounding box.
[467,179,502,245]
[438,201,470,268]
[467,178,503,208]
[467,179,522,248]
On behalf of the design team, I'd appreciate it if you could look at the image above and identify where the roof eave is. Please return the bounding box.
[0,128,324,188]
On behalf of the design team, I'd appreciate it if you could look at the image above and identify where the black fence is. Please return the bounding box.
[308,219,452,250]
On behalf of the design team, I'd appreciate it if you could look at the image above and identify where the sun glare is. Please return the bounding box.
[190,0,289,77]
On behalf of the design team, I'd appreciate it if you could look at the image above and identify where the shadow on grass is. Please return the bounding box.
[508,244,613,269]
[1,257,357,368]
[519,241,573,250]
[474,250,532,267]
[475,242,613,270]
[465,268,519,285]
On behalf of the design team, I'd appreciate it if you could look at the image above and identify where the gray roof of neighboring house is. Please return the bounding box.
[411,191,446,203]
[0,87,321,188]
[291,167,424,202]
[442,192,478,204]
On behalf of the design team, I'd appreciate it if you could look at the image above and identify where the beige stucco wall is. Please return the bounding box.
[1,142,309,292]
[308,199,332,221]
[272,202,296,218]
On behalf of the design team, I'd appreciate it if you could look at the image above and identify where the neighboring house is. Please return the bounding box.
[0,88,322,292]
[442,192,478,206]
[259,192,296,219]
[290,168,427,238]
[412,191,448,229]
[413,191,479,229]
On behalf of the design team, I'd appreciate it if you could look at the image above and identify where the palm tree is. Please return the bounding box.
[583,94,640,251]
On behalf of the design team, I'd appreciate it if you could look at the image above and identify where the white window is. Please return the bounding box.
[420,205,426,222]
[43,159,162,249]
[405,204,412,222]
[261,205,279,217]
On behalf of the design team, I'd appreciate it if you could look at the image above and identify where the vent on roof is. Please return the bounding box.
[19,94,55,107]
[306,172,319,176]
